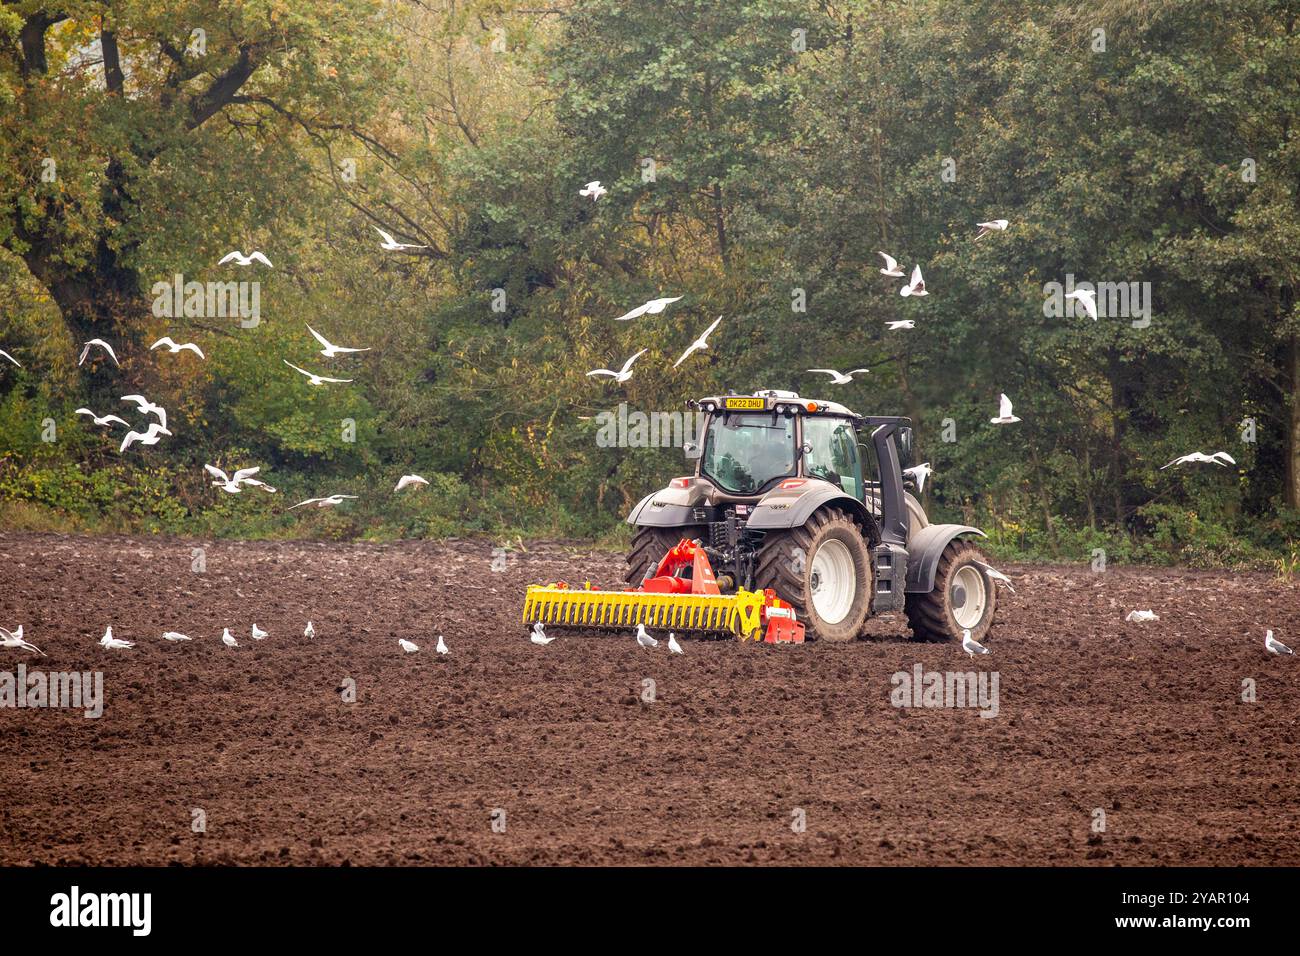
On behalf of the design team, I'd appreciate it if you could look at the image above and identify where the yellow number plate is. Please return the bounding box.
[724,397,765,410]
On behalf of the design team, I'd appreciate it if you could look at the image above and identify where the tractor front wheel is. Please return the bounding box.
[905,539,997,642]
[754,507,873,642]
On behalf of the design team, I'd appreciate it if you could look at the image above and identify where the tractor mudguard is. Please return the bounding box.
[626,489,698,527]
[903,524,986,592]
[745,479,880,541]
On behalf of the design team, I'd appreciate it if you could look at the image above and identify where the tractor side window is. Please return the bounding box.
[802,418,863,500]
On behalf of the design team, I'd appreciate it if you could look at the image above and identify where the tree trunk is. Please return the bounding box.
[1287,333,1300,510]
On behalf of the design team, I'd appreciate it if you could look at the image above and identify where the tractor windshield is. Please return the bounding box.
[701,412,796,494]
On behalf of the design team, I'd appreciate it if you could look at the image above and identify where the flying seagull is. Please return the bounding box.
[372,225,427,251]
[587,348,647,384]
[1160,451,1236,470]
[578,181,607,201]
[0,348,21,367]
[436,635,449,655]
[218,250,272,267]
[306,324,371,359]
[120,394,167,429]
[990,393,1021,424]
[613,296,682,322]
[222,628,239,648]
[100,626,134,650]
[975,219,1009,239]
[0,625,44,656]
[672,316,723,368]
[1125,610,1159,623]
[75,408,129,429]
[161,631,192,642]
[886,320,915,330]
[205,464,263,494]
[1064,288,1098,321]
[878,252,905,277]
[120,422,171,452]
[903,462,932,493]
[1265,630,1293,656]
[288,494,359,510]
[962,629,990,658]
[667,633,684,655]
[530,622,554,645]
[150,337,205,359]
[808,367,869,385]
[635,623,659,648]
[78,338,119,367]
[398,638,419,654]
[394,474,429,492]
[283,359,353,386]
[899,264,928,297]
[975,561,1016,593]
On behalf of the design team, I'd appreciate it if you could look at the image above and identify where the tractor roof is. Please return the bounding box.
[690,389,858,418]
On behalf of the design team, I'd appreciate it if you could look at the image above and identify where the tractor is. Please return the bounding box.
[523,389,998,644]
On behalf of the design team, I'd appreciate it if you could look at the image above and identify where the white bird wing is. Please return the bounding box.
[218,251,242,264]
[1159,454,1192,470]
[231,466,261,483]
[289,497,325,509]
[119,430,147,452]
[910,264,924,287]
[697,315,723,343]
[645,296,682,313]
[373,225,398,245]
[181,342,205,358]
[120,394,147,409]
[808,369,842,378]
[612,302,650,322]
[1214,452,1237,466]
[306,324,335,352]
[249,252,273,267]
[586,369,617,378]
[283,359,314,379]
[878,251,899,272]
[150,337,175,351]
[78,343,91,365]
[0,348,23,367]
[619,349,648,375]
[998,394,1014,419]
[847,368,869,376]
[316,373,354,383]
[204,464,230,483]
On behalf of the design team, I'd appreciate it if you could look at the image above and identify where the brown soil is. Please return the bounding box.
[1,531,1297,865]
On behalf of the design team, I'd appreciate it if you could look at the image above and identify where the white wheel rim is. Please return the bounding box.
[809,539,855,625]
[951,565,987,630]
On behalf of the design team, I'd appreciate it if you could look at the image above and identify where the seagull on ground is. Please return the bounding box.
[394,474,429,492]
[0,348,21,367]
[975,561,1016,593]
[808,367,869,385]
[1064,288,1098,321]
[305,621,315,639]
[161,631,192,642]
[288,494,359,510]
[613,296,682,322]
[667,633,684,655]
[903,462,932,493]
[672,316,723,368]
[1265,630,1293,656]
[222,628,239,648]
[100,626,134,650]
[75,408,129,428]
[990,393,1021,424]
[578,181,607,201]
[120,394,167,429]
[372,225,428,251]
[1125,610,1159,623]
[635,623,659,648]
[899,264,928,297]
[0,625,44,656]
[886,320,915,330]
[78,338,120,367]
[205,464,263,494]
[587,348,647,384]
[283,359,353,386]
[530,622,555,645]
[251,624,267,641]
[398,639,419,654]
[975,219,1009,239]
[150,337,205,359]
[218,250,272,267]
[119,422,172,452]
[1160,451,1236,470]
[962,629,990,658]
[436,635,449,655]
[878,252,905,277]
[306,324,371,359]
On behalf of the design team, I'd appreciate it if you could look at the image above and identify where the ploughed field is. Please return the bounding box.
[1,531,1297,865]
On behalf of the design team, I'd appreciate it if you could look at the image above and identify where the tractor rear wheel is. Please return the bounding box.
[905,539,997,642]
[625,525,704,585]
[754,507,873,642]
